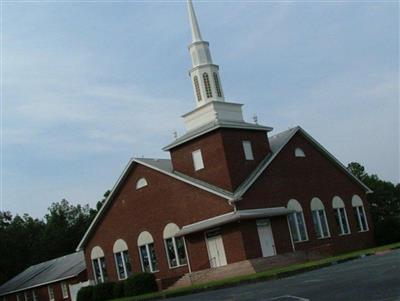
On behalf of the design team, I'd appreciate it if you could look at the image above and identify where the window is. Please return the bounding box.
[192,149,204,171]
[242,141,254,160]
[163,223,187,268]
[136,178,148,190]
[48,286,55,301]
[91,246,108,283]
[213,72,222,97]
[352,195,369,232]
[24,292,30,301]
[17,295,22,301]
[194,76,202,101]
[138,231,158,273]
[113,239,132,280]
[295,148,306,157]
[61,282,68,299]
[287,199,308,242]
[332,196,350,235]
[32,291,38,301]
[311,198,330,239]
[203,73,212,98]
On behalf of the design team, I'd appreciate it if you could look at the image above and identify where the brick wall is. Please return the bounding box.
[237,131,375,254]
[170,128,270,191]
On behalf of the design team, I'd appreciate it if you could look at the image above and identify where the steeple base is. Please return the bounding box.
[182,101,244,131]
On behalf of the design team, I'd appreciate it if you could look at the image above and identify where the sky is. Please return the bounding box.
[2,0,399,218]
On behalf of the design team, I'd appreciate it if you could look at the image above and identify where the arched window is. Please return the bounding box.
[193,76,202,101]
[91,246,108,283]
[113,239,132,280]
[295,148,306,157]
[352,195,368,232]
[136,178,148,190]
[213,72,222,97]
[287,199,308,242]
[137,231,158,273]
[203,73,212,98]
[163,223,187,268]
[311,198,330,239]
[332,196,350,235]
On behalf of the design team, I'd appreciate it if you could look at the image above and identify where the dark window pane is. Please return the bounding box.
[148,243,158,271]
[175,237,187,265]
[140,245,151,273]
[288,213,299,242]
[296,212,307,241]
[312,210,321,238]
[166,238,177,267]
[123,251,132,277]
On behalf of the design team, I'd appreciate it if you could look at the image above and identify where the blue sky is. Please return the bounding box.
[2,1,399,218]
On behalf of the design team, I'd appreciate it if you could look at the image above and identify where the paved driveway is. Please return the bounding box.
[169,249,400,301]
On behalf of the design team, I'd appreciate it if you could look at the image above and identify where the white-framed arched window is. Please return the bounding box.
[287,199,308,242]
[352,195,369,232]
[137,231,158,273]
[311,198,330,239]
[136,178,148,190]
[203,73,212,98]
[295,148,306,157]
[91,246,108,283]
[332,196,350,235]
[213,72,222,97]
[113,239,132,280]
[163,223,187,268]
[193,76,202,101]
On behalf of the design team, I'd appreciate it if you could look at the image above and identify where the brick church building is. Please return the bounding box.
[76,0,374,289]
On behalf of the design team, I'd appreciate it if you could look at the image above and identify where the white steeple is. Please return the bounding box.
[182,0,245,132]
[187,0,225,107]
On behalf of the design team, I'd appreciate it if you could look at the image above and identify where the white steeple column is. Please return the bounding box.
[187,0,225,107]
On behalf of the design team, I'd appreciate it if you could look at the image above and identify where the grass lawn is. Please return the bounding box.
[111,242,400,301]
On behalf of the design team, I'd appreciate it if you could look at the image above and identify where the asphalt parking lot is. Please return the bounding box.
[169,249,400,301]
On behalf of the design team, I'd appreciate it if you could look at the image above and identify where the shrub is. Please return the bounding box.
[77,286,94,301]
[112,281,125,299]
[92,282,115,301]
[124,273,158,297]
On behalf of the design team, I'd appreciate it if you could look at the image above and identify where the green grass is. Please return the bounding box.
[111,242,400,301]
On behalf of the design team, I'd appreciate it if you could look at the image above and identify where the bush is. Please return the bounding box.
[375,216,400,245]
[92,282,115,301]
[124,273,158,297]
[77,286,94,301]
[112,281,125,299]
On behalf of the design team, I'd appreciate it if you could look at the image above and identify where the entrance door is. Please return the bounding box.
[206,232,227,268]
[257,219,276,257]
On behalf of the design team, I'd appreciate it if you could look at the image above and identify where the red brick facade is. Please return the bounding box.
[81,127,374,289]
[170,129,270,191]
[2,272,86,301]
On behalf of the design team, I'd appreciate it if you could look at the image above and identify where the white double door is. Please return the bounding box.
[257,219,276,257]
[206,234,227,268]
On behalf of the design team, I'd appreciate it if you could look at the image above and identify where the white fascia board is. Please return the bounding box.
[76,159,135,251]
[133,159,235,201]
[233,127,300,200]
[0,273,83,297]
[298,127,373,194]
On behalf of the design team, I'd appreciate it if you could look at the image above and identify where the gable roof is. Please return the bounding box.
[76,125,371,250]
[0,252,85,297]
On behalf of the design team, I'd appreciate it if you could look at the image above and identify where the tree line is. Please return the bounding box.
[0,163,399,285]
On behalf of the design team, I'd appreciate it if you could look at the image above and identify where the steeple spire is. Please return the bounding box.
[186,0,225,107]
[187,0,203,43]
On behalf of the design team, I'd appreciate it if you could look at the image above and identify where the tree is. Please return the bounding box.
[347,162,400,245]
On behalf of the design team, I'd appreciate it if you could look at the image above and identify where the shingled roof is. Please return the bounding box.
[0,252,86,297]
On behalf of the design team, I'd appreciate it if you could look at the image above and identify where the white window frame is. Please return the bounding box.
[136,178,148,190]
[242,141,254,160]
[114,251,130,280]
[17,295,22,301]
[287,200,308,243]
[138,244,158,273]
[48,286,55,301]
[32,290,38,301]
[61,281,69,299]
[24,292,29,301]
[295,147,306,157]
[352,195,369,232]
[311,198,330,239]
[335,207,350,235]
[92,257,105,283]
[192,149,204,171]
